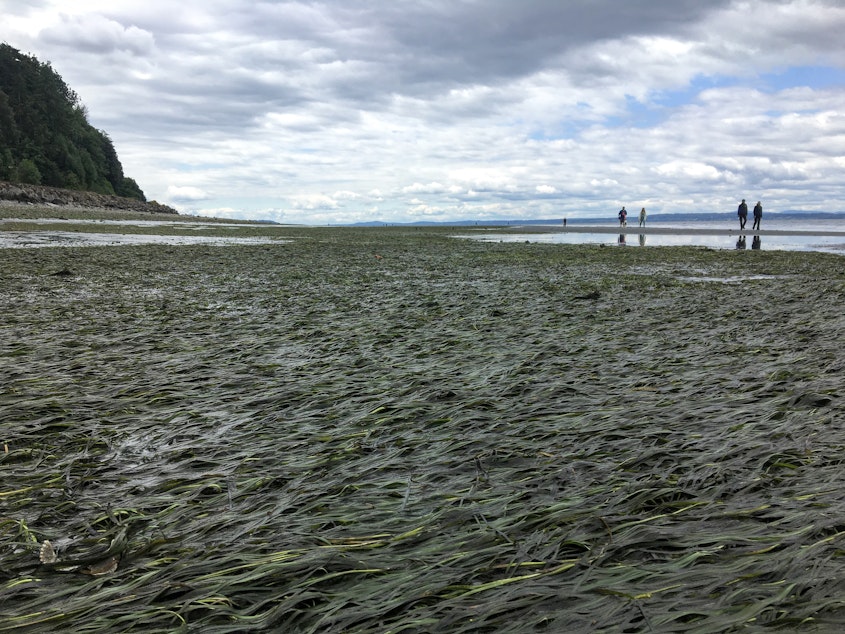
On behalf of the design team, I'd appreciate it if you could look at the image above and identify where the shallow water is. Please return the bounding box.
[460,218,845,254]
[0,217,263,228]
[0,230,285,248]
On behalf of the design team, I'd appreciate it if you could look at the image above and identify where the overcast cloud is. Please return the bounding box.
[2,0,844,223]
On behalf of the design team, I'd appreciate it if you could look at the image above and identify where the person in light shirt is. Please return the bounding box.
[752,201,763,230]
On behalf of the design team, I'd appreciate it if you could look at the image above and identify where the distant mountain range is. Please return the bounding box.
[346,210,845,227]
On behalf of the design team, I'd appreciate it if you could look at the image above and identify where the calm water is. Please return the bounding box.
[461,218,845,254]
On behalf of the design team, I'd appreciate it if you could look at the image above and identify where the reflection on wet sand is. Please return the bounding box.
[457,227,845,254]
[736,235,763,250]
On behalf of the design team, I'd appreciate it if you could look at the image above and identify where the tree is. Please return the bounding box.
[17,158,42,184]
[116,177,146,201]
[0,42,146,200]
[0,148,13,180]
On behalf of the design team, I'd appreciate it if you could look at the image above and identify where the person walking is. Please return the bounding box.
[752,201,762,230]
[737,199,748,229]
[618,206,627,226]
[639,207,647,227]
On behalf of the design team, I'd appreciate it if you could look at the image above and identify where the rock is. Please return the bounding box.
[574,290,601,300]
[789,392,833,408]
[0,180,179,215]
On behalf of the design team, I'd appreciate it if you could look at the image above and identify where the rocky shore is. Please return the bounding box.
[0,180,178,215]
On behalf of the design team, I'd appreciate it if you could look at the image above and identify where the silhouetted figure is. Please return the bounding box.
[736,236,746,250]
[618,207,627,226]
[752,235,761,250]
[563,218,567,227]
[738,199,748,229]
[639,234,646,247]
[752,201,762,230]
[618,234,626,245]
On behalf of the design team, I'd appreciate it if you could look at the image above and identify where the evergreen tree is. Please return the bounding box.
[0,42,146,201]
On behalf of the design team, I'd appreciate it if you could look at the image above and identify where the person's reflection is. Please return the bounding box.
[736,236,746,250]
[618,234,626,245]
[639,234,646,247]
[752,235,761,250]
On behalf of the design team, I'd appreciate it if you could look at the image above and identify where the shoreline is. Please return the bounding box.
[0,180,179,215]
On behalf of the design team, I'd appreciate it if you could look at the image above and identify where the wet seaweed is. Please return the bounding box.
[1,225,844,632]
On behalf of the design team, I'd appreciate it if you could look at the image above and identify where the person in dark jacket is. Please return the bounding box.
[752,201,762,230]
[737,199,748,229]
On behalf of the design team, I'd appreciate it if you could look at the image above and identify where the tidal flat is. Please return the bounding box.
[1,223,844,632]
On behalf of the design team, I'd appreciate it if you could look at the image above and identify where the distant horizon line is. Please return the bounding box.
[337,209,845,227]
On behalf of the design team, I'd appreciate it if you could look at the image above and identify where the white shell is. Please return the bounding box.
[39,540,58,564]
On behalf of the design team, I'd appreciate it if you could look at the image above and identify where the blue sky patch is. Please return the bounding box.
[758,65,845,92]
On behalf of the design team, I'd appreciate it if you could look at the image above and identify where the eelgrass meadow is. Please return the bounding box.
[1,216,844,632]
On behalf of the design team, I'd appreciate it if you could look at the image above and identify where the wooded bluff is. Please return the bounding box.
[0,43,147,202]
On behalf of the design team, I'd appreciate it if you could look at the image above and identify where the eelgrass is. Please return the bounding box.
[1,226,844,632]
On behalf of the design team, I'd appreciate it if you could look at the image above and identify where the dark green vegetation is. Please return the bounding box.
[0,43,144,199]
[1,226,844,632]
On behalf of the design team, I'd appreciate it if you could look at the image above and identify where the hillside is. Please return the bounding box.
[0,42,149,204]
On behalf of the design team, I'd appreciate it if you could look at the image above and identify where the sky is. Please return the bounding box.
[2,0,845,224]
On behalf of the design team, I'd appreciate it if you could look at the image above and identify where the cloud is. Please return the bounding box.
[402,182,447,194]
[1,0,844,221]
[289,194,340,211]
[166,186,211,203]
[40,13,155,55]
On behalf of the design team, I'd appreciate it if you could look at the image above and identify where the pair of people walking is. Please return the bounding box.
[738,199,762,230]
[618,206,647,227]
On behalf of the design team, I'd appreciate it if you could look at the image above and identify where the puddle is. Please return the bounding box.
[0,217,275,229]
[673,274,791,284]
[456,231,845,254]
[0,231,286,248]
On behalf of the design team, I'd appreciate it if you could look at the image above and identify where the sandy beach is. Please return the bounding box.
[2,222,844,632]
